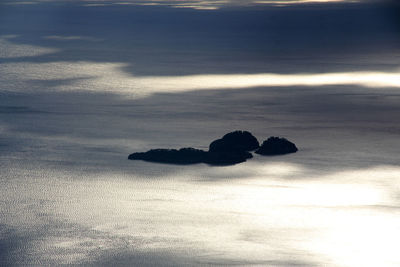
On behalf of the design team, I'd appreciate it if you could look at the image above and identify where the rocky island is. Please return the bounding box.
[255,137,298,156]
[128,131,297,166]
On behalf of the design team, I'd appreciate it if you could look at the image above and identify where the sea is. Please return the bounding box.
[0,1,399,266]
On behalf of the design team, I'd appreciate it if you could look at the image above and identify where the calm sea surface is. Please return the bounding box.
[1,1,399,266]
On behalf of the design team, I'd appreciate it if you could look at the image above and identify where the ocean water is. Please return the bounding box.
[1,1,400,266]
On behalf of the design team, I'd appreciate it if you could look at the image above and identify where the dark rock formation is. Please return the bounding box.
[255,137,298,156]
[128,132,297,166]
[128,147,207,165]
[209,131,259,153]
[128,147,252,166]
[128,131,258,165]
[205,150,253,166]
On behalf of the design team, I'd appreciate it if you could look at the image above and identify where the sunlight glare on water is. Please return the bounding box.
[1,59,400,99]
[10,164,395,266]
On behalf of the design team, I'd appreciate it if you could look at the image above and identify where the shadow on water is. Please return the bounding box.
[1,83,399,179]
[0,1,399,76]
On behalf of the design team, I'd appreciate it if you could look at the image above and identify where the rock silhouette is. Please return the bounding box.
[255,137,298,155]
[128,131,297,166]
[128,147,207,164]
[209,130,259,153]
[205,150,253,165]
[128,146,252,166]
